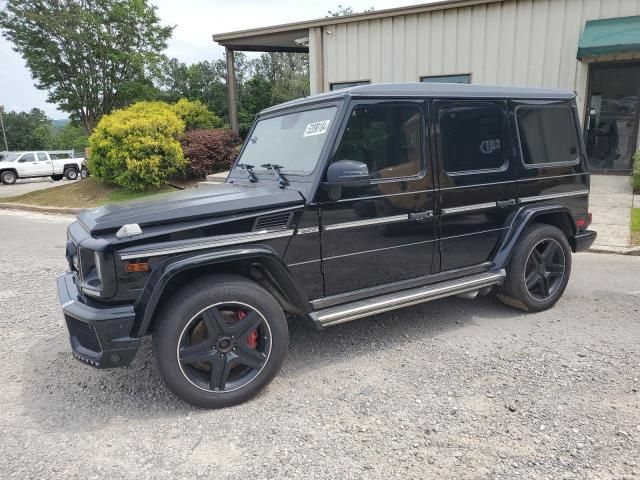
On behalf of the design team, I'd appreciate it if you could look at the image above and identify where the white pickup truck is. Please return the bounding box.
[0,150,88,185]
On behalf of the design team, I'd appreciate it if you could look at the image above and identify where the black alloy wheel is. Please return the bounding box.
[153,274,288,408]
[496,224,572,312]
[177,302,271,393]
[523,238,565,301]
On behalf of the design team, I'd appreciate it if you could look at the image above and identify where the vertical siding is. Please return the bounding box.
[318,0,640,120]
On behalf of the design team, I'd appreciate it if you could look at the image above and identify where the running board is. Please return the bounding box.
[310,270,505,329]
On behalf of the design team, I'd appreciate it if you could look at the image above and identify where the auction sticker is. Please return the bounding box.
[303,120,331,137]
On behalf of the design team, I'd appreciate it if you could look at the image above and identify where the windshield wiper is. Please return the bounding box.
[260,163,289,188]
[237,163,258,183]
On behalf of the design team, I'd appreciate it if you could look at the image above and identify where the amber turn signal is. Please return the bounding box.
[125,261,149,273]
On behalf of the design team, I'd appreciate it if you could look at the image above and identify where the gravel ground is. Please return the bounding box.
[0,177,78,198]
[0,210,638,480]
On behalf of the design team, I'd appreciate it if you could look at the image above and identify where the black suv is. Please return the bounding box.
[58,83,596,408]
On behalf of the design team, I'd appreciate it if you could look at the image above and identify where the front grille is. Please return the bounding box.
[253,211,293,230]
[65,316,102,352]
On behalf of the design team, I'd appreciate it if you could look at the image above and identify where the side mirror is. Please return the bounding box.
[323,160,370,201]
[325,160,370,187]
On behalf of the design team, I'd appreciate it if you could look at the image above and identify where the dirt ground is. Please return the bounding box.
[0,210,638,479]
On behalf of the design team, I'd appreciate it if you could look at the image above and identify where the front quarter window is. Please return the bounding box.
[237,106,337,175]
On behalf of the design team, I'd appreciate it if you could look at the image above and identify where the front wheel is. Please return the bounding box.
[1,171,17,185]
[80,167,89,179]
[496,224,572,312]
[153,274,288,408]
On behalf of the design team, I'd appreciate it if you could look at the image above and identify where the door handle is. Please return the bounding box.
[408,211,433,221]
[496,199,517,208]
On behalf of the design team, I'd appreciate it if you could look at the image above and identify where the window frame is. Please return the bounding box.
[420,73,472,84]
[514,104,582,169]
[18,152,35,163]
[36,152,49,162]
[329,80,371,91]
[435,99,511,177]
[329,99,428,185]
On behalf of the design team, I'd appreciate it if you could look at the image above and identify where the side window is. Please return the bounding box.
[438,102,507,174]
[37,153,48,161]
[19,153,35,162]
[517,106,579,165]
[334,104,423,180]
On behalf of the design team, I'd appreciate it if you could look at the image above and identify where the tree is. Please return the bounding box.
[327,5,374,17]
[0,0,173,134]
[1,108,51,150]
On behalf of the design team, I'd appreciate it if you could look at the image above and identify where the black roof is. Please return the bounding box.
[261,82,576,114]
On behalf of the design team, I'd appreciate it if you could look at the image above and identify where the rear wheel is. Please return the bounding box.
[51,174,63,181]
[496,224,571,312]
[80,167,89,179]
[64,168,78,180]
[153,274,288,408]
[1,171,17,185]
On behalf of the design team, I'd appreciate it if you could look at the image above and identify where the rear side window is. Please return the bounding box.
[517,106,579,165]
[438,102,507,173]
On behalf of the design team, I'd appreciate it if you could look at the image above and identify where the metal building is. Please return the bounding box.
[213,0,640,174]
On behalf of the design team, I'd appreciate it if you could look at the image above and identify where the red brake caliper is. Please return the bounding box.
[237,310,258,349]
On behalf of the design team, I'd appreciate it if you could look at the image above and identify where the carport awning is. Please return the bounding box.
[577,15,640,59]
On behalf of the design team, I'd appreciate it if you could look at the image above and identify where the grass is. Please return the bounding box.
[632,208,640,247]
[1,177,175,209]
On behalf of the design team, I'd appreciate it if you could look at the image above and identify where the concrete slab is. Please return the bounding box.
[590,174,632,194]
[589,175,633,249]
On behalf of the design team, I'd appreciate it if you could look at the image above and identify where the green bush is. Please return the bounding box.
[88,102,186,191]
[633,151,640,194]
[172,98,223,131]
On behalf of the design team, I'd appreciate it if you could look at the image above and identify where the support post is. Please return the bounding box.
[226,47,239,134]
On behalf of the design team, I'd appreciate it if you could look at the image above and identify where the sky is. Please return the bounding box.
[0,0,427,119]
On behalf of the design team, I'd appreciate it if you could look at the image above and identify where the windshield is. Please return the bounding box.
[236,106,337,175]
[0,152,20,162]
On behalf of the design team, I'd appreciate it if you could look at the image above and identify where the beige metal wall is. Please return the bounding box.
[308,0,640,120]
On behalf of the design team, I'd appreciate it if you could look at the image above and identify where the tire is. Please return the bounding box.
[153,274,288,408]
[80,167,89,179]
[1,171,17,185]
[51,174,63,181]
[64,168,78,180]
[496,224,571,312]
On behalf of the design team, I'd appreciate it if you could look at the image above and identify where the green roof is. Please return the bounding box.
[577,15,640,59]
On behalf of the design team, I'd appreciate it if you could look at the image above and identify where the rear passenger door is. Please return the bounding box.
[433,100,517,271]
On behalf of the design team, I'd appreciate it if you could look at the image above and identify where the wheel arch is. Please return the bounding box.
[492,204,577,270]
[134,246,310,337]
[63,163,79,171]
[0,168,18,177]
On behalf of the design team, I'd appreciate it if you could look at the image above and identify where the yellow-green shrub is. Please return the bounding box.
[89,102,186,190]
[172,98,223,131]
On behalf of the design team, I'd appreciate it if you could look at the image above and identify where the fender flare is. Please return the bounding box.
[132,245,310,337]
[492,203,576,270]
[63,163,79,171]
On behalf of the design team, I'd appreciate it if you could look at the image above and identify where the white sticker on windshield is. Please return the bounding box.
[303,120,331,137]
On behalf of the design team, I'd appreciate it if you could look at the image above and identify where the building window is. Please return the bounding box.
[330,80,370,91]
[516,106,579,166]
[438,102,507,174]
[421,74,471,84]
[333,103,423,179]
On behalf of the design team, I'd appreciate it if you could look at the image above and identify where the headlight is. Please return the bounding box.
[79,249,103,297]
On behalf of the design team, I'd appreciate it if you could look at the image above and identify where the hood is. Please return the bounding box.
[78,183,305,235]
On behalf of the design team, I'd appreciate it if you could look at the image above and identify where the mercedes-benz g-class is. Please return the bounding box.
[58,83,596,408]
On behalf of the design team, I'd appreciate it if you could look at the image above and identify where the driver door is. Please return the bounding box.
[16,152,39,177]
[317,100,436,297]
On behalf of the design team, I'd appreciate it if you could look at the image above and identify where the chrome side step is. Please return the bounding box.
[310,270,505,328]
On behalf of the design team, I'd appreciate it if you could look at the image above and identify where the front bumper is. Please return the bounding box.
[573,230,597,252]
[57,272,140,369]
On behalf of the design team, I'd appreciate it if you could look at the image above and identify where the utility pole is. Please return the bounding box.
[0,106,8,152]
